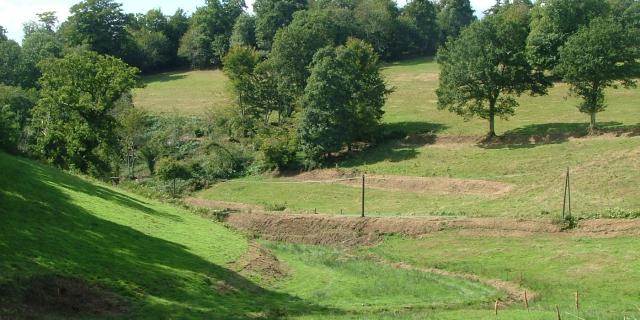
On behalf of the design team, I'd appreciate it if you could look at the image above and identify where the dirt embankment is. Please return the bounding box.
[223,212,640,246]
[289,169,514,196]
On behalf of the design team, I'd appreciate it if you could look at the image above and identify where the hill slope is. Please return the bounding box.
[0,151,322,319]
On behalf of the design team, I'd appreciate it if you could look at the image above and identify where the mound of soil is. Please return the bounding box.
[0,276,128,318]
[230,242,288,283]
[289,169,514,196]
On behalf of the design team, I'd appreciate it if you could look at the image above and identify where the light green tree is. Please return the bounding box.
[437,3,550,138]
[555,18,639,132]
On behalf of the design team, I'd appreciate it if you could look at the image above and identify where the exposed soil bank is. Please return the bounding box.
[223,212,640,246]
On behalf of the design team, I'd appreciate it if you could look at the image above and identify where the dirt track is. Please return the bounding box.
[223,212,640,246]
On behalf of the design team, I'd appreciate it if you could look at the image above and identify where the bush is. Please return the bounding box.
[156,157,192,197]
[263,201,287,211]
[253,125,299,172]
[552,215,578,230]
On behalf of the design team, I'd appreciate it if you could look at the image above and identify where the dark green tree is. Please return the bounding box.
[179,0,245,68]
[166,9,191,66]
[526,0,609,71]
[555,18,639,132]
[436,3,550,138]
[437,0,476,43]
[0,30,23,86]
[353,0,400,59]
[30,50,139,176]
[254,0,307,50]
[223,45,261,128]
[130,29,172,72]
[0,85,38,152]
[299,39,390,166]
[61,0,133,60]
[230,13,257,47]
[402,0,439,55]
[20,13,64,88]
[269,10,342,100]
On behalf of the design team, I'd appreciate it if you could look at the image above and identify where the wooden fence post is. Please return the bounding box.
[361,175,365,218]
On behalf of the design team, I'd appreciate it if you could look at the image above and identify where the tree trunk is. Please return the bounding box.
[488,98,497,139]
[589,112,597,133]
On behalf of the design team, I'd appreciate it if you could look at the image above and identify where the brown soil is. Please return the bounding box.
[0,276,128,318]
[223,213,561,246]
[289,169,514,196]
[223,212,640,246]
[229,241,288,283]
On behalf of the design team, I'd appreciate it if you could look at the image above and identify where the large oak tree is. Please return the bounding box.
[436,3,549,138]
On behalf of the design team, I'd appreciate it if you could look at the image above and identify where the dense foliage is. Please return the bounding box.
[555,17,640,131]
[437,2,550,137]
[30,50,139,176]
[299,39,390,166]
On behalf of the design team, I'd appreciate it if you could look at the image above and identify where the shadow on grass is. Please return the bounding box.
[142,72,188,85]
[382,56,435,68]
[481,122,640,149]
[337,122,447,167]
[0,154,338,319]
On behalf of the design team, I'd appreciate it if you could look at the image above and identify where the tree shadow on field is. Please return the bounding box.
[338,121,447,167]
[481,121,639,149]
[0,153,338,319]
[142,72,188,85]
[382,56,435,69]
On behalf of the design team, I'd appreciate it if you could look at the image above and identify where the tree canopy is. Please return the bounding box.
[299,38,390,166]
[526,0,610,71]
[555,17,640,131]
[30,50,139,176]
[437,2,550,138]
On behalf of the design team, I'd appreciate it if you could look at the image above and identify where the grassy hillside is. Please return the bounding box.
[134,58,640,137]
[0,152,506,319]
[133,70,232,115]
[0,152,324,319]
[199,136,640,217]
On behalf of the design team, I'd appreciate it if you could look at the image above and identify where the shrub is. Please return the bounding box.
[253,125,299,172]
[156,157,192,197]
